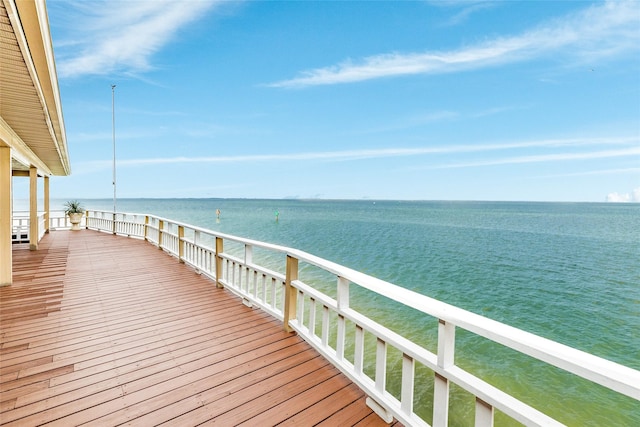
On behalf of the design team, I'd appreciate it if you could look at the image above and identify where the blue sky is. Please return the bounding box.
[20,0,640,202]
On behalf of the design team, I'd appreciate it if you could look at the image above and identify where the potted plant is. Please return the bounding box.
[64,200,85,231]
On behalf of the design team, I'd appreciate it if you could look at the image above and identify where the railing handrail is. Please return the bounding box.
[81,208,640,426]
[12,210,85,241]
[310,257,640,397]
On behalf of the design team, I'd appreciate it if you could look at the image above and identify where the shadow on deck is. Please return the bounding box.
[1,230,400,426]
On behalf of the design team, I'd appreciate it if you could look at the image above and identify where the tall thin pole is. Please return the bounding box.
[111,84,116,213]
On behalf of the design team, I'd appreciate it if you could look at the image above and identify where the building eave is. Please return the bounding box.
[1,0,70,176]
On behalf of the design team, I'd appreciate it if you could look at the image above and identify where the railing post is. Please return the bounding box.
[158,219,164,249]
[375,338,387,393]
[44,176,50,234]
[144,215,149,241]
[475,397,494,427]
[366,337,394,424]
[283,255,299,333]
[336,277,349,360]
[433,319,455,427]
[244,244,254,295]
[194,230,201,270]
[178,225,185,263]
[85,211,89,229]
[215,237,224,288]
[337,276,349,309]
[401,353,415,415]
[244,244,253,264]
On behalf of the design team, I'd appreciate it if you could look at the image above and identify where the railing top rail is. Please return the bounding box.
[294,248,640,399]
[86,209,640,400]
[12,211,50,216]
[91,209,294,252]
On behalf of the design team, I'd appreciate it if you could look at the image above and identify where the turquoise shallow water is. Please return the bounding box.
[47,198,640,425]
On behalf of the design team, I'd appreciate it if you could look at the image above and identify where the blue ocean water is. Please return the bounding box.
[48,198,639,425]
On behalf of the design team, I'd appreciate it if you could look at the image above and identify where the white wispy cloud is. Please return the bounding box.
[539,167,640,178]
[434,1,497,27]
[69,129,167,144]
[359,110,459,134]
[429,147,640,169]
[359,105,528,134]
[268,0,640,88]
[73,135,638,173]
[56,0,223,78]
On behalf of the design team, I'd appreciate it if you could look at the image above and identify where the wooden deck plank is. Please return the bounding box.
[9,308,279,389]
[1,297,243,350]
[316,398,389,427]
[9,317,289,411]
[0,365,74,393]
[70,344,321,426]
[130,349,323,426]
[281,382,366,426]
[1,230,401,426]
[1,300,260,367]
[356,413,401,426]
[234,374,353,426]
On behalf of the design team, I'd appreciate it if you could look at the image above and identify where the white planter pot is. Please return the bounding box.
[68,213,83,231]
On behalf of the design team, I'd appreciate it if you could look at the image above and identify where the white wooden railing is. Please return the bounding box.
[79,209,639,427]
[11,212,30,243]
[12,210,86,244]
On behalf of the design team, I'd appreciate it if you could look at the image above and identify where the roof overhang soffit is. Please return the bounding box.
[0,115,52,175]
[2,0,71,176]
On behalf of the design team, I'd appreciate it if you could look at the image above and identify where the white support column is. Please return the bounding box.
[0,146,12,286]
[29,166,38,251]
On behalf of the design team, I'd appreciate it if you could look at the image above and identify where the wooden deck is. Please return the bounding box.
[1,230,399,426]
